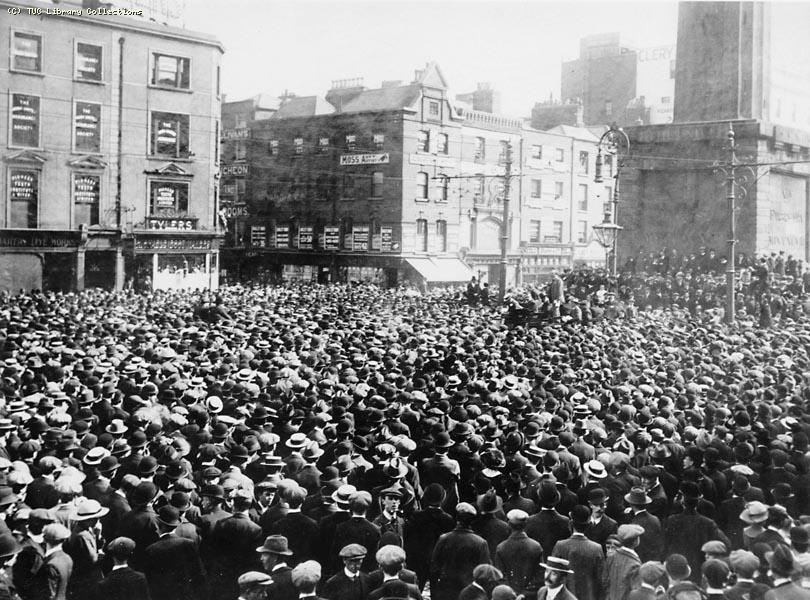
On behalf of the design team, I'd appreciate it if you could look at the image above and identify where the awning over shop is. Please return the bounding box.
[405,257,473,283]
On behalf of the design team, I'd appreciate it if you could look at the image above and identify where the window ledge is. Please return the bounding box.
[414,198,429,203]
[74,78,106,86]
[147,156,195,162]
[148,84,193,94]
[9,69,44,77]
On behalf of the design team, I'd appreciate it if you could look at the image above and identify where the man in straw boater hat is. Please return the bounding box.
[537,557,576,600]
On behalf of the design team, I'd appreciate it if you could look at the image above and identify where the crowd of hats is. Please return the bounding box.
[1,281,810,595]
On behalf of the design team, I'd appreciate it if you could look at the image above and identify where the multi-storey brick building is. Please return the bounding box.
[0,0,223,292]
[236,63,604,286]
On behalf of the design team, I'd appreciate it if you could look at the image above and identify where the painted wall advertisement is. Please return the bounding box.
[275,225,289,248]
[353,226,369,251]
[381,226,393,251]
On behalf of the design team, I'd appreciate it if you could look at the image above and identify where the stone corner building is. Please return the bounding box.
[0,0,223,292]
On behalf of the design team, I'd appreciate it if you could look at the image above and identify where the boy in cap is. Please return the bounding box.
[368,545,421,600]
[32,524,72,600]
[764,545,810,600]
[628,561,665,600]
[237,571,273,600]
[321,544,370,600]
[291,560,324,600]
[537,557,576,600]
[602,524,644,600]
[726,550,760,600]
[459,564,504,600]
[372,485,405,540]
[494,509,543,596]
[702,559,730,600]
[95,537,151,600]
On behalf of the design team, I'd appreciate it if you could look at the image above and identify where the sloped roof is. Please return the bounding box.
[339,84,422,113]
[545,124,600,142]
[271,96,335,119]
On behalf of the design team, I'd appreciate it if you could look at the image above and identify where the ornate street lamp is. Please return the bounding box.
[592,124,630,277]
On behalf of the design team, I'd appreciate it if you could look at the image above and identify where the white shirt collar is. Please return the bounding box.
[112,564,128,571]
[546,585,564,600]
[344,568,359,579]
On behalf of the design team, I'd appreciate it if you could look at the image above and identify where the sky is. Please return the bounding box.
[182,0,680,116]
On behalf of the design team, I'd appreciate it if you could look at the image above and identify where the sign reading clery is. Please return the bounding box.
[339,153,390,166]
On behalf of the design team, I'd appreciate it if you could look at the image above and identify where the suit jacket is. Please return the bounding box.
[629,510,664,563]
[368,578,421,600]
[13,535,45,600]
[317,511,352,575]
[117,506,160,571]
[93,567,151,600]
[31,549,73,600]
[209,513,263,598]
[269,511,319,563]
[602,547,641,600]
[198,506,232,539]
[664,511,730,583]
[458,583,488,600]
[628,586,660,600]
[403,507,454,585]
[724,581,755,600]
[143,534,206,600]
[430,527,490,600]
[101,491,130,542]
[366,568,419,591]
[537,585,577,600]
[763,581,810,600]
[585,515,618,553]
[420,455,460,511]
[552,534,604,600]
[267,564,297,600]
[332,517,381,574]
[718,496,746,551]
[472,514,511,558]
[525,509,570,557]
[321,570,370,600]
[493,531,543,595]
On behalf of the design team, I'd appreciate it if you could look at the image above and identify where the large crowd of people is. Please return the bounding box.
[0,276,809,600]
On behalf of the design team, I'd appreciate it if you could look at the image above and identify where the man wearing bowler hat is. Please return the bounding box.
[257,535,296,600]
[624,487,663,563]
[403,483,454,590]
[526,480,570,558]
[537,557,576,600]
[321,544,370,600]
[552,505,604,600]
[143,505,206,600]
[117,481,160,571]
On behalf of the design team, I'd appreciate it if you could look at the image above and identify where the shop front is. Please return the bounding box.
[0,228,85,293]
[128,217,222,291]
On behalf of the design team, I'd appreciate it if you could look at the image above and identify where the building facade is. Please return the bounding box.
[228,64,604,287]
[561,32,675,127]
[0,0,223,292]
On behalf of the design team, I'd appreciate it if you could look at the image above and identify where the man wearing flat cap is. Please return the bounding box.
[93,537,151,600]
[537,557,576,600]
[291,560,324,600]
[627,561,666,600]
[236,572,273,600]
[368,545,421,600]
[764,545,810,600]
[602,524,644,600]
[321,544,370,600]
[725,550,760,600]
[31,523,72,600]
[459,564,504,600]
[12,508,53,600]
[372,484,405,541]
[494,509,543,596]
[430,502,491,600]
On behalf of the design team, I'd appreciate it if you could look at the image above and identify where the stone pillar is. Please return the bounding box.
[75,247,86,292]
[115,247,125,290]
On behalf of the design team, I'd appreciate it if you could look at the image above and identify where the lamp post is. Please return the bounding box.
[593,124,630,277]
